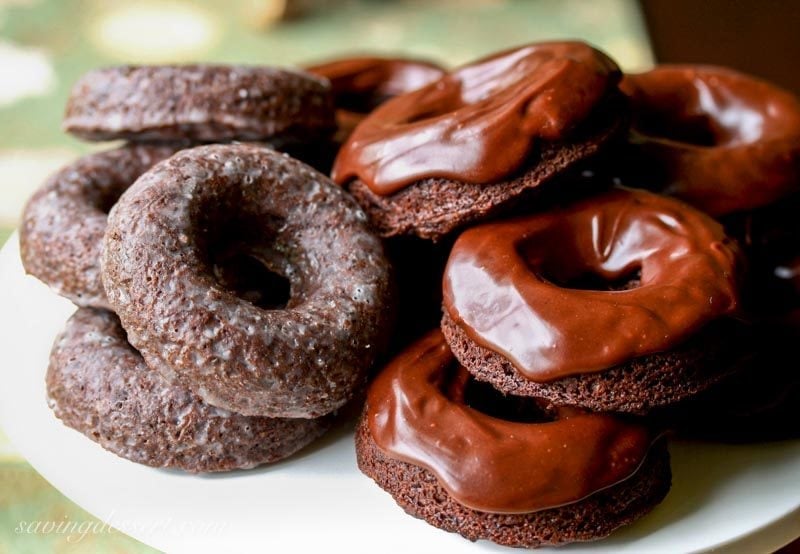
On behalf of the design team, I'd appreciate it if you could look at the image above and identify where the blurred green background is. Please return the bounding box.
[0,0,652,552]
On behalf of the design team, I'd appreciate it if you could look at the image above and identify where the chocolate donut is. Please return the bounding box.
[332,41,625,240]
[356,331,671,548]
[103,144,393,418]
[442,188,746,413]
[620,65,800,217]
[20,145,178,309]
[47,308,330,472]
[63,65,335,144]
[306,56,445,139]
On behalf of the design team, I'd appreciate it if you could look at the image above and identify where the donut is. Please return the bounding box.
[332,41,625,240]
[20,145,178,309]
[441,188,746,414]
[63,65,335,144]
[102,143,394,418]
[619,65,800,217]
[47,308,331,472]
[356,330,671,548]
[306,56,445,138]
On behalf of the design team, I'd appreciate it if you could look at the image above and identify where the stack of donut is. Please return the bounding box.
[21,66,394,472]
[326,43,799,547]
[18,41,800,548]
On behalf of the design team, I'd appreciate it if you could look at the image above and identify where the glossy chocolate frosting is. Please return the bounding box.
[621,65,800,217]
[332,41,620,195]
[306,56,445,136]
[443,188,742,381]
[366,330,655,514]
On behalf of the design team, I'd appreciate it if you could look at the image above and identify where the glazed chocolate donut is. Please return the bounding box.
[332,41,625,240]
[47,308,330,472]
[442,188,746,413]
[103,144,393,418]
[20,145,178,309]
[63,65,335,144]
[620,65,800,217]
[356,331,671,548]
[306,56,445,138]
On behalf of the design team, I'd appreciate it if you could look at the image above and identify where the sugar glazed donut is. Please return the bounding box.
[620,65,800,217]
[47,308,331,472]
[441,188,745,414]
[356,330,671,547]
[102,143,394,418]
[63,65,335,144]
[20,145,178,309]
[333,41,625,240]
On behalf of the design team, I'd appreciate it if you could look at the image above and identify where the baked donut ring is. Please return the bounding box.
[47,308,331,472]
[620,65,800,217]
[442,188,746,413]
[356,330,671,547]
[20,145,178,309]
[63,65,335,144]
[103,143,393,418]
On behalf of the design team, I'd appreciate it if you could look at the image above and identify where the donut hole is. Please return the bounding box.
[516,230,644,292]
[96,185,133,214]
[203,211,297,310]
[544,267,642,291]
[628,73,773,148]
[450,366,551,424]
[211,249,291,310]
[337,92,390,114]
[634,111,720,147]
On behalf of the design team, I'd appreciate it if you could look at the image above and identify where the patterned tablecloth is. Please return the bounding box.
[0,1,657,552]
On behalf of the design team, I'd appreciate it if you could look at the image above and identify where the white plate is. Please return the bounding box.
[1,233,799,554]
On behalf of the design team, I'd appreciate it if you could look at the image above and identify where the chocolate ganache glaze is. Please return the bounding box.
[367,330,656,514]
[443,188,742,381]
[332,41,620,195]
[621,65,800,217]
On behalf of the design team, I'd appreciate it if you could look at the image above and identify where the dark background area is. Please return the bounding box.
[642,0,800,94]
